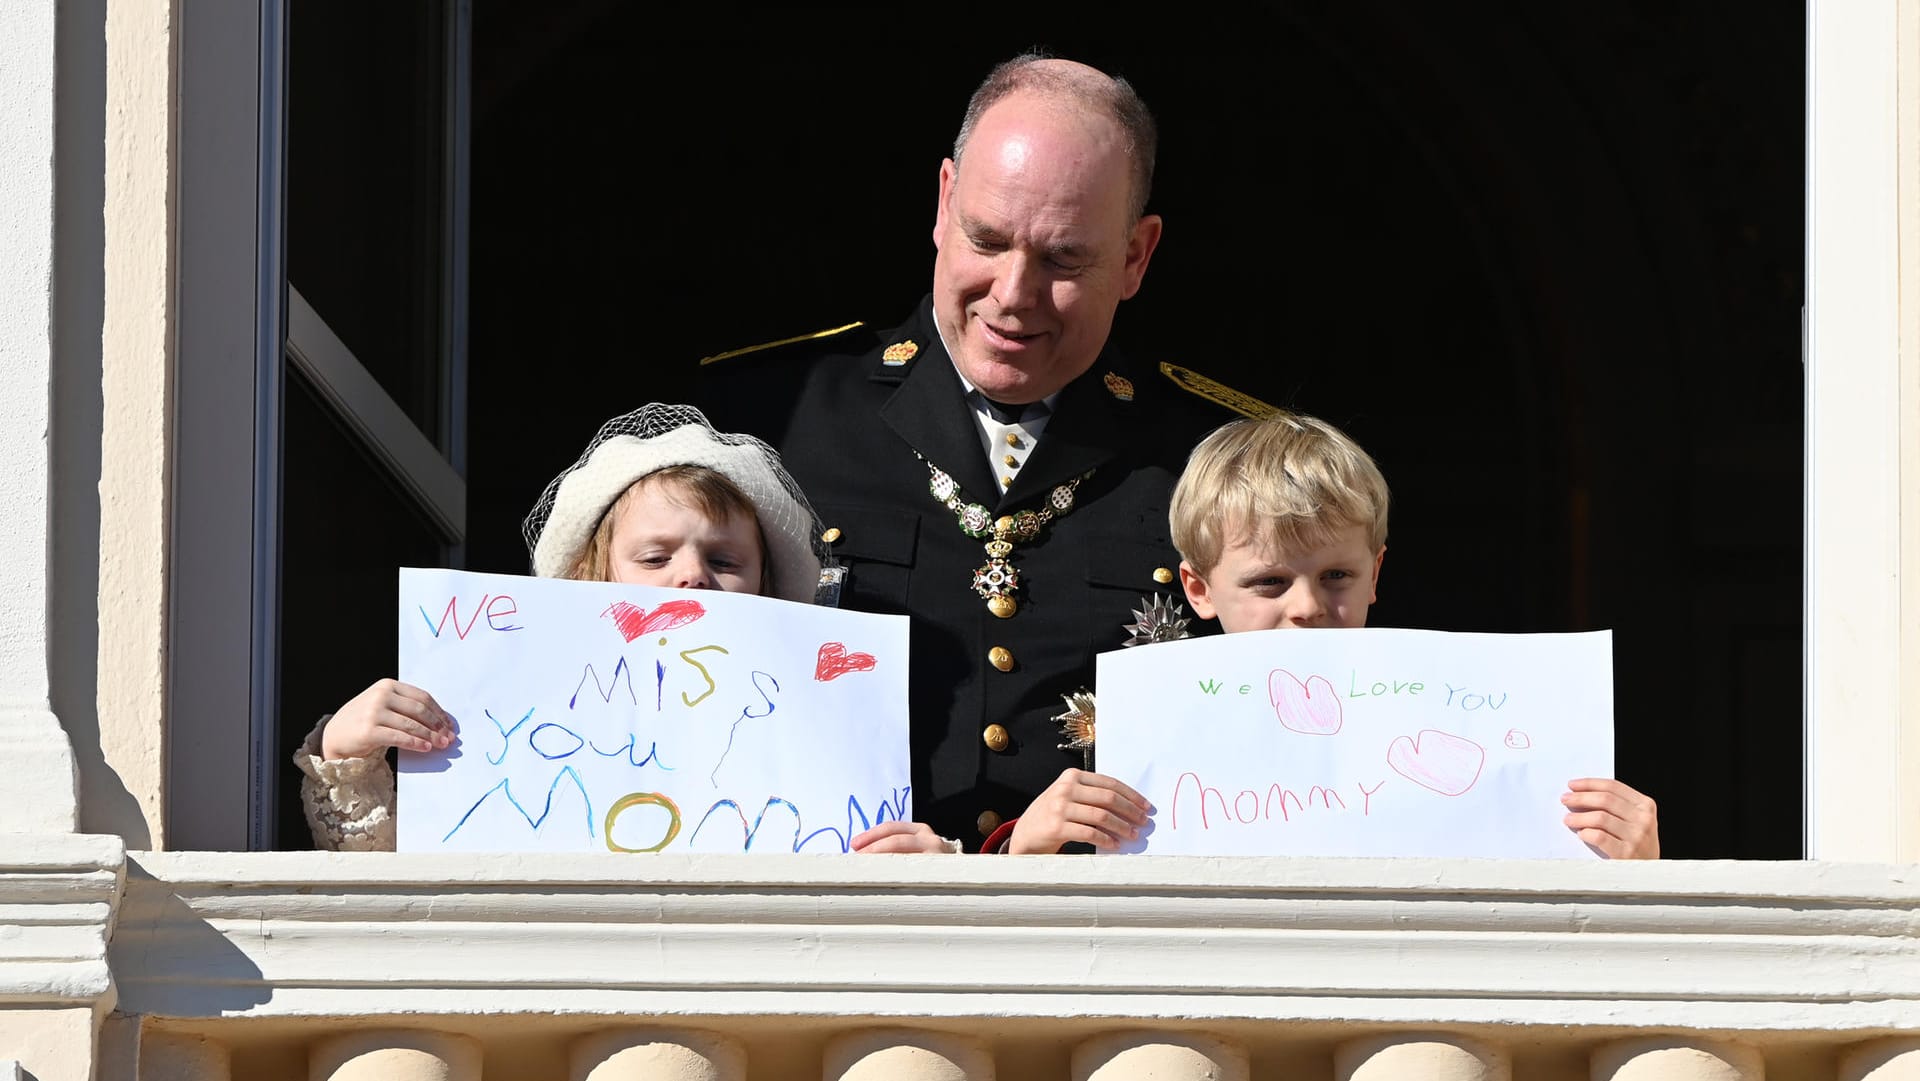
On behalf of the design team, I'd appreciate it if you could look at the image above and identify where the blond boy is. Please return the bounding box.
[1165,412,1660,859]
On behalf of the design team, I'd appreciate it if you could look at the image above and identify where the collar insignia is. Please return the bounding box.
[882,340,919,365]
[1104,372,1135,401]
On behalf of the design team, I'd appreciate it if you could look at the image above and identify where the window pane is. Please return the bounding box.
[277,371,444,850]
[287,0,447,442]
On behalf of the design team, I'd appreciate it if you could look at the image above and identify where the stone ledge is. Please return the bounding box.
[0,835,123,1008]
[108,852,1920,1029]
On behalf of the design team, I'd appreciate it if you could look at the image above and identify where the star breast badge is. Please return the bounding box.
[1123,593,1192,646]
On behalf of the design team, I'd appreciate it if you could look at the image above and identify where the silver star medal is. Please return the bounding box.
[1122,593,1192,646]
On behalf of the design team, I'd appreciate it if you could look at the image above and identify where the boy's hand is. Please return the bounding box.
[321,678,455,760]
[850,820,958,854]
[1561,777,1659,859]
[1007,768,1151,854]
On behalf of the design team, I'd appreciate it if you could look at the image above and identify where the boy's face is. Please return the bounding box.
[605,478,765,595]
[1180,523,1384,633]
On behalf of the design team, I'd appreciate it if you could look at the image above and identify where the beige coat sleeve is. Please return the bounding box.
[292,714,397,852]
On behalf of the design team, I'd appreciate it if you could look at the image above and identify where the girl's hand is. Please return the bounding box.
[850,820,959,853]
[321,679,455,760]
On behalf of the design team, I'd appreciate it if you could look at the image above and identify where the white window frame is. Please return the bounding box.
[169,0,278,852]
[1803,0,1909,861]
[169,0,468,850]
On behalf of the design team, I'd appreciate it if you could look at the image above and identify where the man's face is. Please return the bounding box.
[1179,524,1385,633]
[931,94,1163,404]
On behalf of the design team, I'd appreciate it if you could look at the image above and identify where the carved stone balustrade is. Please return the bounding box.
[92,852,1920,1079]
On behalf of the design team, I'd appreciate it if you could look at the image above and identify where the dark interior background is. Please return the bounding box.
[284,2,1803,857]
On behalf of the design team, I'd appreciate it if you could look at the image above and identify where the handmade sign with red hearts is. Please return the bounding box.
[1386,729,1486,797]
[398,568,911,856]
[815,641,877,682]
[601,598,707,642]
[1268,669,1344,735]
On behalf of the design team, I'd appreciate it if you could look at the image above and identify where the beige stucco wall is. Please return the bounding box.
[0,1010,100,1081]
[96,0,174,849]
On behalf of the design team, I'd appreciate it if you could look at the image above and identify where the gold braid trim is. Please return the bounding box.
[697,322,865,366]
[1157,362,1280,419]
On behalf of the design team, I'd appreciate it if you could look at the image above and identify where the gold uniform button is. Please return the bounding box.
[988,645,1013,671]
[1001,476,1012,487]
[821,527,842,543]
[977,809,1003,836]
[1153,566,1174,584]
[1005,433,1021,446]
[983,723,1010,751]
[1004,454,1019,467]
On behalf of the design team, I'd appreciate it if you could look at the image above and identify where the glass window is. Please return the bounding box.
[276,373,445,848]
[287,0,450,443]
[272,0,467,848]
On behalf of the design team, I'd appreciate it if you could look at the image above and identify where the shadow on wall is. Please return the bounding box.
[53,0,151,850]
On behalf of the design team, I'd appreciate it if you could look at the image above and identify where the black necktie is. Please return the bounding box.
[976,393,1049,425]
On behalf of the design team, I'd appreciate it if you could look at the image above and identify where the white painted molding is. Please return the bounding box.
[0,709,81,836]
[1806,0,1904,859]
[0,835,124,1009]
[0,0,78,837]
[112,853,1920,1030]
[1897,0,1920,866]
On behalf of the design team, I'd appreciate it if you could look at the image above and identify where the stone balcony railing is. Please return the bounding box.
[25,845,1918,1079]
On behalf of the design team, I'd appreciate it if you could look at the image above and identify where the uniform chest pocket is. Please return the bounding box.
[1084,535,1182,591]
[814,504,919,614]
[1083,535,1188,648]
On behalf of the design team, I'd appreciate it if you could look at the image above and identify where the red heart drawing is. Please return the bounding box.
[603,599,707,642]
[1387,729,1486,797]
[1268,669,1343,735]
[815,641,877,681]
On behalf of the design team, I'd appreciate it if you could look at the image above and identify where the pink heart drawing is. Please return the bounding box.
[815,641,877,681]
[1268,669,1343,735]
[602,599,707,642]
[1387,730,1486,797]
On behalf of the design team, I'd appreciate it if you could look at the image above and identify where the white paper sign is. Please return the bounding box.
[1095,628,1612,858]
[395,568,911,854]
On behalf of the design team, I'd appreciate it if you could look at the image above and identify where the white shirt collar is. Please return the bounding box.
[935,326,1061,490]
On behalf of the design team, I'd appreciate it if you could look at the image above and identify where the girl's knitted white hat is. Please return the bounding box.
[522,403,824,603]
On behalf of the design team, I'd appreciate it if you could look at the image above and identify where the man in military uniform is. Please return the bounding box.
[700,55,1254,853]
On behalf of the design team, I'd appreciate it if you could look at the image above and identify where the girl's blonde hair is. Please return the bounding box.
[563,465,770,591]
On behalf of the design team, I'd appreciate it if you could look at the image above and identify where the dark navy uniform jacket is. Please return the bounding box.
[700,296,1234,850]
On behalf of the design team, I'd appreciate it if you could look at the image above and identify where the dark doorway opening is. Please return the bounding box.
[445,4,1804,858]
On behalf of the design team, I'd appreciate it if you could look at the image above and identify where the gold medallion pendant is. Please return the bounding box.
[973,528,1021,617]
[921,455,1089,618]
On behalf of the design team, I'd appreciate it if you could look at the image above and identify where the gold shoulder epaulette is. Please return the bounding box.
[697,321,865,367]
[1158,362,1281,419]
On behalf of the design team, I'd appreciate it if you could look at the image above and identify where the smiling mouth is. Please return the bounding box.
[980,321,1043,347]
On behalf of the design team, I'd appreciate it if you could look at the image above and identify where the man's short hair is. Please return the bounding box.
[951,52,1158,222]
[1170,412,1391,576]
